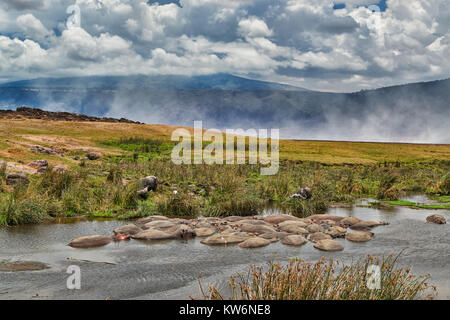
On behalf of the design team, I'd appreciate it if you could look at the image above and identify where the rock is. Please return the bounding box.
[309,232,332,243]
[52,165,67,173]
[132,229,175,240]
[239,223,276,234]
[28,160,48,168]
[0,261,49,272]
[200,233,249,245]
[290,187,312,199]
[140,176,158,192]
[339,216,361,227]
[238,237,271,248]
[68,235,113,248]
[30,145,58,155]
[194,227,217,237]
[263,214,299,225]
[281,235,308,246]
[345,231,374,242]
[6,173,29,186]
[36,167,48,174]
[313,239,344,252]
[279,225,309,235]
[86,152,101,160]
[113,224,142,235]
[306,224,325,233]
[327,226,347,238]
[426,214,446,224]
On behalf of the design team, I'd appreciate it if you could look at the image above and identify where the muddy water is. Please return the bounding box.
[0,199,449,300]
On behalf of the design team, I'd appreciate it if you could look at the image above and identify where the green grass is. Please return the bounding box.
[435,196,450,203]
[1,118,450,226]
[387,200,450,210]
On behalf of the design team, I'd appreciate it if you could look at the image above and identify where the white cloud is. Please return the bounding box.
[238,17,273,38]
[0,0,448,91]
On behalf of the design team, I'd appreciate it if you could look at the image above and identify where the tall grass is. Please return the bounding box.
[199,254,435,300]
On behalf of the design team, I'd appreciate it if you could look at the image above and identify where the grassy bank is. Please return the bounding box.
[0,119,449,226]
[0,155,449,226]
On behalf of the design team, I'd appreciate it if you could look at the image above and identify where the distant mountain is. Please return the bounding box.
[0,74,305,91]
[0,76,448,143]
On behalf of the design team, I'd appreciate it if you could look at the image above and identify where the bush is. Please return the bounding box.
[0,189,48,225]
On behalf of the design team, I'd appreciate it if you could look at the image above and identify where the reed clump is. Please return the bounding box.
[200,254,435,300]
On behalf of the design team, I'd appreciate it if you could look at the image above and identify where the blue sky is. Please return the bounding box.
[0,0,448,92]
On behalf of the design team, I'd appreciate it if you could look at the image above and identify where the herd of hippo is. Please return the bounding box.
[68,213,394,251]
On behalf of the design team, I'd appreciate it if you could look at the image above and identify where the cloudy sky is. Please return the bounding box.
[0,0,449,92]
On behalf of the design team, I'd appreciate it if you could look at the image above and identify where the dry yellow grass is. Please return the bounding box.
[0,118,448,166]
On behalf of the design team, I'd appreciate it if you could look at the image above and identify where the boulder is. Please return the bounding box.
[140,176,158,192]
[113,224,142,235]
[238,237,271,248]
[309,232,332,243]
[6,173,29,186]
[86,152,102,160]
[68,235,112,248]
[28,160,48,168]
[281,235,308,246]
[426,214,446,225]
[194,227,217,237]
[345,231,373,242]
[52,165,68,173]
[131,229,175,240]
[314,239,344,252]
[200,233,249,245]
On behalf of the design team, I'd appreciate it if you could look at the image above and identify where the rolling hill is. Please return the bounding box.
[0,75,449,143]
